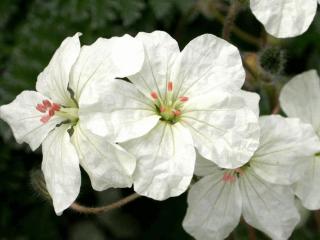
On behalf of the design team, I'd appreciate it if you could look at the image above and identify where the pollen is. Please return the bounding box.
[222,172,236,183]
[36,99,60,124]
[179,96,189,102]
[168,81,173,92]
[150,91,158,100]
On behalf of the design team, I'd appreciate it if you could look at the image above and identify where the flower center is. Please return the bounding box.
[150,81,188,124]
[36,99,78,124]
[222,167,246,183]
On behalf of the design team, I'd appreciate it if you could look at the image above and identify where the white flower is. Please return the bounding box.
[280,70,320,210]
[250,0,319,38]
[0,33,144,214]
[84,31,260,200]
[183,115,320,240]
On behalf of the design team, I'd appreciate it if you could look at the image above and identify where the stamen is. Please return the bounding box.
[150,91,158,100]
[36,104,46,113]
[172,109,181,116]
[40,115,51,124]
[167,82,173,92]
[160,106,166,113]
[36,100,61,124]
[222,172,235,182]
[42,100,52,108]
[179,96,189,102]
[51,103,60,111]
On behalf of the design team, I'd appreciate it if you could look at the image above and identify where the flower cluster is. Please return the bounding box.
[1,28,320,239]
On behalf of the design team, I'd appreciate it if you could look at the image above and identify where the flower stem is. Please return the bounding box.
[222,0,242,41]
[70,193,141,214]
[208,1,260,47]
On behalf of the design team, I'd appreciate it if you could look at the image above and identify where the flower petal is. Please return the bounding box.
[72,121,136,191]
[129,31,180,99]
[194,153,220,177]
[123,121,195,200]
[41,124,81,215]
[251,115,320,185]
[250,0,317,38]
[295,156,320,210]
[36,33,81,105]
[183,169,241,240]
[171,34,245,98]
[0,91,64,150]
[182,91,260,169]
[280,70,320,131]
[70,34,144,104]
[238,90,260,118]
[79,79,159,142]
[240,169,300,240]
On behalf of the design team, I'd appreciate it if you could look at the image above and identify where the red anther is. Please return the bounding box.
[179,96,189,102]
[48,109,55,116]
[167,81,173,92]
[160,106,166,113]
[36,104,46,113]
[150,91,158,100]
[51,103,60,111]
[222,172,235,183]
[173,109,181,116]
[42,100,52,108]
[40,115,51,124]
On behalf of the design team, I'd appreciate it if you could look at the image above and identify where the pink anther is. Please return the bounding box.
[51,103,60,111]
[40,115,51,124]
[172,109,181,116]
[150,91,158,100]
[222,172,235,183]
[160,106,166,113]
[36,104,46,113]
[179,96,189,102]
[42,100,52,108]
[168,81,173,92]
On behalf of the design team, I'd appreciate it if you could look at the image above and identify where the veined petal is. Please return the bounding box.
[183,169,242,240]
[240,169,300,240]
[295,156,320,210]
[251,115,320,185]
[250,0,317,38]
[79,79,159,142]
[36,33,81,105]
[194,153,220,177]
[70,34,144,103]
[280,70,320,131]
[171,34,245,99]
[238,90,260,118]
[0,91,64,150]
[123,122,195,200]
[41,124,81,215]
[72,121,136,191]
[129,31,180,99]
[182,91,260,169]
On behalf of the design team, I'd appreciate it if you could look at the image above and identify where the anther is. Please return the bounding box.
[51,103,60,111]
[150,91,158,100]
[36,104,46,113]
[160,106,166,113]
[43,100,52,108]
[179,96,189,102]
[168,82,173,92]
[222,172,235,182]
[40,115,51,124]
[172,109,181,116]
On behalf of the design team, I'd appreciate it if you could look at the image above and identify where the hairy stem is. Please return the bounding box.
[222,0,242,41]
[207,1,260,47]
[70,193,141,214]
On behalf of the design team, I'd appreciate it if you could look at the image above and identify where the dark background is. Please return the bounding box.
[0,0,320,239]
